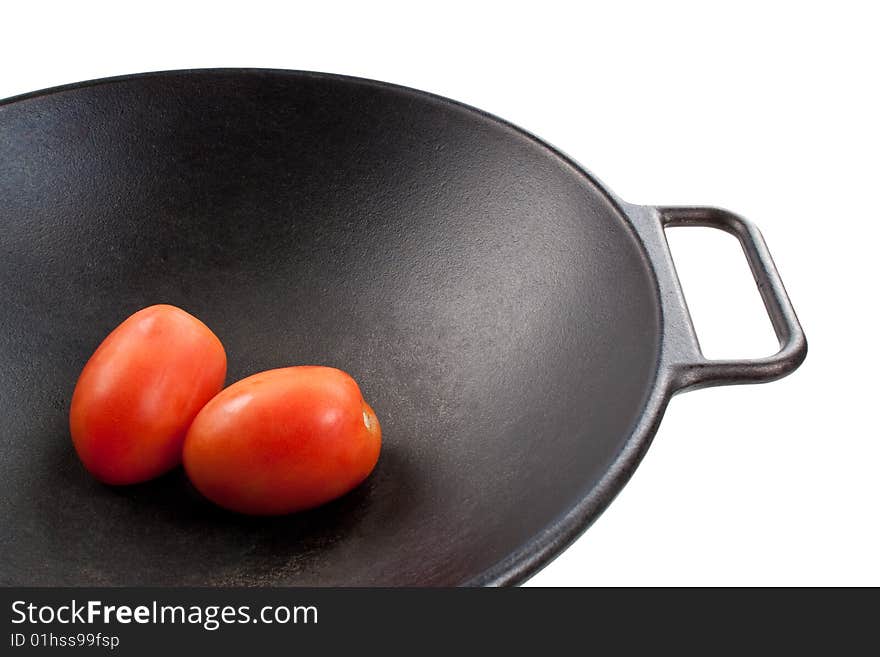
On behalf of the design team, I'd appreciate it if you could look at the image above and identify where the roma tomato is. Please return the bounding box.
[183,366,381,515]
[70,305,226,485]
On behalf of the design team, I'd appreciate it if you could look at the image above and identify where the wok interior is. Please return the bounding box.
[0,72,660,585]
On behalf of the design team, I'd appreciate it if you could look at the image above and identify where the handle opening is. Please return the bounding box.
[664,224,778,359]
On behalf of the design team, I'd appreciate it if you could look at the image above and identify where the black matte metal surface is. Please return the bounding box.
[0,70,799,587]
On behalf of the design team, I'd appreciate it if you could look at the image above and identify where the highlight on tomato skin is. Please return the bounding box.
[182,366,382,516]
[69,304,227,485]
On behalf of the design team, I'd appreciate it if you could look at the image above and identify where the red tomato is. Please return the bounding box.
[70,305,226,485]
[183,366,382,515]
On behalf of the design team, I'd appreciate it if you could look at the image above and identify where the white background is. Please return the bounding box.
[3,2,877,586]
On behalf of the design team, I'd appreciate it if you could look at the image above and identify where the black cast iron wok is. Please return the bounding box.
[0,70,806,586]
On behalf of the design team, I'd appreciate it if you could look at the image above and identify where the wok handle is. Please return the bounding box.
[655,206,807,392]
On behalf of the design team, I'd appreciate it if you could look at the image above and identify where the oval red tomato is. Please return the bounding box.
[70,304,227,485]
[182,366,382,515]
